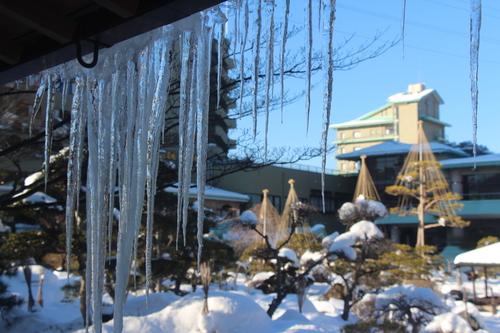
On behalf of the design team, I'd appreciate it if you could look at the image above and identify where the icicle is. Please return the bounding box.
[177,30,192,248]
[61,78,69,114]
[44,75,55,190]
[280,0,290,123]
[232,0,242,51]
[402,0,407,57]
[305,0,313,134]
[113,59,139,333]
[470,0,481,168]
[212,7,228,110]
[65,77,86,284]
[238,0,249,119]
[181,65,198,246]
[196,11,215,266]
[321,0,336,213]
[177,30,198,247]
[252,0,263,138]
[30,76,46,137]
[264,0,275,160]
[145,39,171,301]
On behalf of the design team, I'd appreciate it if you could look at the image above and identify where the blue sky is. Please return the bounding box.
[231,0,500,170]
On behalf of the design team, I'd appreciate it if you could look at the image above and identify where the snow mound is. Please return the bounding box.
[239,211,259,226]
[424,312,474,333]
[97,291,274,333]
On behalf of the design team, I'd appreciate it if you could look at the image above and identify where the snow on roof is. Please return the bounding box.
[440,153,500,169]
[336,140,469,161]
[454,242,500,267]
[330,116,393,129]
[387,88,443,104]
[165,184,249,202]
[20,191,63,210]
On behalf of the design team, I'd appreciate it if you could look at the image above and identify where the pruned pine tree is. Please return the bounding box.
[385,121,469,247]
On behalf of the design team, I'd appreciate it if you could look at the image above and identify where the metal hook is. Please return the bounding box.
[76,39,99,69]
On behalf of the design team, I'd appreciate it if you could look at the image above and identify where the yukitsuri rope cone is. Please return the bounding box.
[278,179,316,247]
[353,155,381,202]
[386,121,469,247]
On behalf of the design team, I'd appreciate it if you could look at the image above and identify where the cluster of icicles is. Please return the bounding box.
[23,0,481,331]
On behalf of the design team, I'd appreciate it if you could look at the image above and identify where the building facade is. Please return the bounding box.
[330,83,449,173]
[336,142,500,252]
[213,164,357,234]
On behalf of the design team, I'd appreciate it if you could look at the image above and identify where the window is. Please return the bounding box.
[340,148,345,154]
[310,190,334,213]
[353,131,361,138]
[354,147,361,151]
[385,126,394,135]
[268,195,281,212]
[241,193,281,212]
[341,163,346,170]
[340,132,345,139]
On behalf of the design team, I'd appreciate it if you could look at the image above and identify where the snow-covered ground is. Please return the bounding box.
[2,265,500,332]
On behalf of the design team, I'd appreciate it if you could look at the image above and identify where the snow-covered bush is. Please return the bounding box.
[374,285,448,333]
[338,196,388,227]
[424,312,474,333]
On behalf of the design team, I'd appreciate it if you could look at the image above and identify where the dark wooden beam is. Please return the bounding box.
[0,0,76,44]
[94,0,139,18]
[0,35,23,64]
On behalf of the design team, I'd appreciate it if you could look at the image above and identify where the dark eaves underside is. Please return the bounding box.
[0,0,226,85]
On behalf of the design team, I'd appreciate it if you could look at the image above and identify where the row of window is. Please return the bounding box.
[338,126,394,140]
[242,190,337,213]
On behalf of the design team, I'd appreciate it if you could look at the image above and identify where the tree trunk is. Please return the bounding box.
[341,294,352,321]
[22,265,35,312]
[77,253,89,326]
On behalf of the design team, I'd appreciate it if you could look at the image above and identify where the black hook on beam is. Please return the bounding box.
[76,39,99,69]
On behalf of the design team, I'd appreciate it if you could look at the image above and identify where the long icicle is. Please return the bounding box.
[264,0,275,160]
[470,0,481,168]
[43,75,55,190]
[321,0,336,213]
[145,39,171,302]
[177,30,193,248]
[65,77,86,284]
[252,0,262,139]
[196,11,215,266]
[280,0,290,123]
[305,0,313,134]
[238,0,249,119]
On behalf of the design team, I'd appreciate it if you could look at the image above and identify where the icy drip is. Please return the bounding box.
[213,7,228,110]
[113,59,140,333]
[401,0,407,56]
[321,0,336,212]
[107,70,119,256]
[30,76,46,137]
[145,39,172,300]
[86,78,113,332]
[43,75,56,190]
[238,1,250,119]
[61,79,69,113]
[196,10,221,265]
[65,77,87,282]
[279,0,290,122]
[470,0,481,167]
[177,31,192,247]
[305,0,313,134]
[264,0,275,160]
[252,0,262,138]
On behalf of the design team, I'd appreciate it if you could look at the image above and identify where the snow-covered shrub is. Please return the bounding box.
[338,196,388,227]
[374,285,448,333]
[423,312,474,333]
